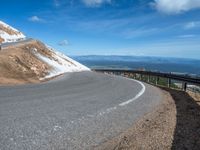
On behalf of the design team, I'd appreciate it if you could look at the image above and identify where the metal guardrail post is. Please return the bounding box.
[156,76,159,85]
[183,82,187,91]
[167,78,171,88]
[133,73,136,79]
[93,69,200,92]
[148,75,150,83]
[139,74,141,80]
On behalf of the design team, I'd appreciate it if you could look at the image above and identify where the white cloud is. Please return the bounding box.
[122,28,159,39]
[54,0,60,7]
[82,0,112,7]
[178,34,196,38]
[58,40,69,46]
[28,16,43,22]
[184,21,200,29]
[151,0,200,14]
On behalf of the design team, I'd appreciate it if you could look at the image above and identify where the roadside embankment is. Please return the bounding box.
[0,40,50,85]
[97,88,200,150]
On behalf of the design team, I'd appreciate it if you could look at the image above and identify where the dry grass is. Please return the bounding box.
[0,24,20,35]
[188,91,200,106]
[0,39,78,85]
[0,37,4,43]
[0,41,51,85]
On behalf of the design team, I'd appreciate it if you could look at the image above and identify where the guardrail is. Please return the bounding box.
[93,69,200,92]
[0,38,34,50]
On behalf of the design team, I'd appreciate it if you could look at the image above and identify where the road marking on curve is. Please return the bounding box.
[65,78,146,127]
[95,78,146,117]
[119,79,146,106]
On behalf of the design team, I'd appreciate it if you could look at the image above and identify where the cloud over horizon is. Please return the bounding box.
[152,0,200,14]
[58,40,69,46]
[184,21,200,29]
[28,16,44,22]
[82,0,111,7]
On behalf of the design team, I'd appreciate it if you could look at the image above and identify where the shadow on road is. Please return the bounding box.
[163,88,200,150]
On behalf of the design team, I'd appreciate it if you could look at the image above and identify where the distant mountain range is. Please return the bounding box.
[72,55,200,75]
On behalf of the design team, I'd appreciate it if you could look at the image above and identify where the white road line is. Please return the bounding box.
[66,78,146,127]
[119,79,146,106]
[96,78,146,117]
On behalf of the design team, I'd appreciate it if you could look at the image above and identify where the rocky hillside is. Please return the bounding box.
[0,21,25,43]
[0,21,90,85]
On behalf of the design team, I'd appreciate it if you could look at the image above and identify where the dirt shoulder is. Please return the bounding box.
[96,88,200,150]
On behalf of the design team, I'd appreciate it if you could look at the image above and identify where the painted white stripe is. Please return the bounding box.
[66,78,146,127]
[96,78,146,117]
[119,79,146,106]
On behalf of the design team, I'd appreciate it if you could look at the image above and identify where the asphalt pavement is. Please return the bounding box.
[0,71,162,150]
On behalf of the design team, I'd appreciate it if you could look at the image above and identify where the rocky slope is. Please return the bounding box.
[0,21,25,43]
[0,21,90,85]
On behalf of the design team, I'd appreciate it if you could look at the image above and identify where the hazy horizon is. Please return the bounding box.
[1,0,200,59]
[73,55,200,75]
[71,54,200,61]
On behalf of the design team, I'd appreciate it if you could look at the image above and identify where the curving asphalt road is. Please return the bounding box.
[0,71,163,150]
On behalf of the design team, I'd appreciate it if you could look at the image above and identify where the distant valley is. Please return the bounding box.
[72,55,200,75]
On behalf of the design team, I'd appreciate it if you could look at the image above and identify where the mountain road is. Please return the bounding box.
[0,71,163,150]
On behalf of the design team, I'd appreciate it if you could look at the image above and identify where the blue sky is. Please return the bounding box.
[0,0,200,59]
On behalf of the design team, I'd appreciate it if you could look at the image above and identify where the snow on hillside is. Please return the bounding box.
[33,46,90,79]
[0,21,89,79]
[0,21,25,43]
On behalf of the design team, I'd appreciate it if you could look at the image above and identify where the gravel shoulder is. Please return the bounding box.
[97,87,200,150]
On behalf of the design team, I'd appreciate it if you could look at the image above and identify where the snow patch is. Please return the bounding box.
[0,20,26,43]
[34,47,90,79]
